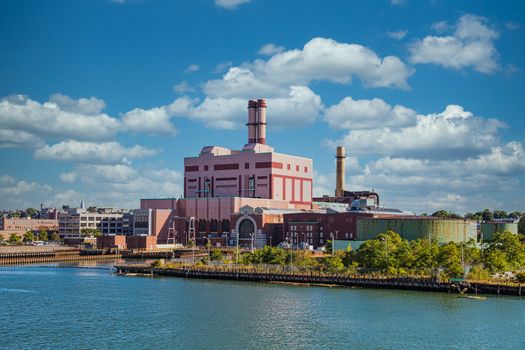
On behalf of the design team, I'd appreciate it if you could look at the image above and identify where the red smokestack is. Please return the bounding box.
[256,99,267,144]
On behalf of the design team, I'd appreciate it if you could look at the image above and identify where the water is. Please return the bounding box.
[1,262,524,350]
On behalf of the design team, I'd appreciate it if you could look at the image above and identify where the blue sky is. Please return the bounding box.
[0,0,524,214]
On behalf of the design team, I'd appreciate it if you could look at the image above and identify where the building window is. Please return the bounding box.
[296,165,299,171]
[245,163,250,169]
[287,164,290,170]
[199,220,207,233]
[204,165,209,171]
[304,166,308,173]
[210,220,218,233]
[222,220,230,233]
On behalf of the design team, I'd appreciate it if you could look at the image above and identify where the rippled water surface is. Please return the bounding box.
[1,263,524,350]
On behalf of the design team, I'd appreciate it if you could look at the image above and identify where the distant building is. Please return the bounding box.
[0,217,58,240]
[96,235,127,249]
[58,208,131,237]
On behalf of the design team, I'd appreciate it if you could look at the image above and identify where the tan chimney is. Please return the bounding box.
[335,146,346,197]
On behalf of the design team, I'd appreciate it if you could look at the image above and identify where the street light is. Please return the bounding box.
[250,233,254,253]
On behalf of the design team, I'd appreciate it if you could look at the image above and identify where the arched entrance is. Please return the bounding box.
[238,218,255,239]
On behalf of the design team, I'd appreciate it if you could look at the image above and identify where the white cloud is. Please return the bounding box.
[60,164,137,184]
[347,109,501,159]
[410,14,499,73]
[184,64,200,73]
[324,96,416,130]
[169,85,323,129]
[48,93,106,115]
[0,95,120,142]
[173,81,195,94]
[390,0,407,6]
[214,0,251,9]
[341,142,525,213]
[431,20,450,33]
[505,21,521,31]
[34,140,159,163]
[258,43,285,56]
[59,172,77,183]
[122,106,177,135]
[0,177,51,201]
[324,98,506,160]
[386,30,408,40]
[203,38,413,99]
[0,129,44,149]
[250,37,413,89]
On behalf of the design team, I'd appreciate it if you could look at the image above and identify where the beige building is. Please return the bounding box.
[58,208,132,237]
[0,217,58,240]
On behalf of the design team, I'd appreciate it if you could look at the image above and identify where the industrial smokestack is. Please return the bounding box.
[256,99,267,144]
[247,100,258,144]
[335,146,346,197]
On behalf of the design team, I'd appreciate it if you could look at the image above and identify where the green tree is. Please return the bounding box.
[25,208,38,218]
[322,252,345,273]
[210,249,223,261]
[8,233,21,244]
[493,210,508,219]
[483,249,508,272]
[23,231,35,243]
[50,232,60,242]
[508,211,522,220]
[518,215,525,235]
[432,210,449,218]
[484,231,525,270]
[480,209,494,221]
[38,229,48,241]
[80,228,102,238]
[468,265,492,281]
[325,239,333,254]
[437,243,463,278]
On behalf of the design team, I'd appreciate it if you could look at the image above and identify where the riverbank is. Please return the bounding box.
[115,264,524,297]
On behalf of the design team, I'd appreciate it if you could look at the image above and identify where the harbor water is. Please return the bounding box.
[1,262,524,349]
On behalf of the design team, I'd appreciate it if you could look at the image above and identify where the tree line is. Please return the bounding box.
[208,230,525,281]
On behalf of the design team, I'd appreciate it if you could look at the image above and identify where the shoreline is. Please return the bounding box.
[115,264,524,297]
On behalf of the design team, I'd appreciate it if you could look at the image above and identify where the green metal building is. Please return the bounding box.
[356,218,477,243]
[480,222,518,241]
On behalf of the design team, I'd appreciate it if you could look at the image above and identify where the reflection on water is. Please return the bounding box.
[1,262,524,350]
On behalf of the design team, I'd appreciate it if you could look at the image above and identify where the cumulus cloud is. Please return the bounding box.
[258,43,285,56]
[386,30,408,40]
[0,129,44,149]
[0,176,52,208]
[184,64,200,73]
[214,0,251,9]
[250,37,413,89]
[59,164,137,184]
[409,14,500,73]
[505,21,521,31]
[122,106,177,135]
[342,142,525,213]
[0,94,120,142]
[34,140,159,163]
[324,96,416,130]
[169,85,323,129]
[332,100,505,159]
[173,81,195,94]
[390,0,407,6]
[48,93,106,115]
